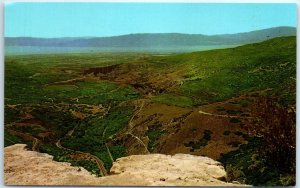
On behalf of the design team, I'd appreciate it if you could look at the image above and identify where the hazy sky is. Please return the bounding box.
[5,3,297,38]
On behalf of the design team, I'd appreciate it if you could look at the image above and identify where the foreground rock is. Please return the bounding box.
[4,144,244,186]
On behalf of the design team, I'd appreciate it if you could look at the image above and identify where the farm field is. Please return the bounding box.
[4,36,296,186]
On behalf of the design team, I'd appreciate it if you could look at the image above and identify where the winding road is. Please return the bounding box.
[126,99,150,154]
[54,116,109,177]
[55,139,108,176]
[126,133,150,154]
[102,127,114,163]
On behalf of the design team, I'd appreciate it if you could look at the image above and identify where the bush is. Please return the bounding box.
[247,96,295,179]
[229,118,241,123]
[220,137,283,186]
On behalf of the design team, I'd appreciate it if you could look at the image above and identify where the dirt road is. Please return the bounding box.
[102,127,114,163]
[198,110,252,119]
[126,99,150,154]
[55,139,108,176]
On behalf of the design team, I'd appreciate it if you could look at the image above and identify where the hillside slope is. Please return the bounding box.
[142,36,296,106]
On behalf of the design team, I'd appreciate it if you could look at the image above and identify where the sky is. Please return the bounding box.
[5,3,297,38]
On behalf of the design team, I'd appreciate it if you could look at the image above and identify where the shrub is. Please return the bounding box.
[229,118,241,123]
[247,96,295,178]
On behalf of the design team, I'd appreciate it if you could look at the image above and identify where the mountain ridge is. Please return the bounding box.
[6,26,296,47]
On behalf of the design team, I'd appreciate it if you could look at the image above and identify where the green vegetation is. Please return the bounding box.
[226,109,243,115]
[229,118,241,123]
[44,81,139,105]
[234,99,251,107]
[152,37,296,105]
[146,125,167,151]
[62,105,133,170]
[234,131,243,136]
[216,106,226,112]
[184,130,212,152]
[4,107,21,123]
[4,129,25,147]
[152,93,194,107]
[103,106,134,139]
[109,145,127,160]
[31,106,79,138]
[5,53,141,175]
[221,97,296,186]
[221,137,293,186]
[249,97,295,185]
[5,53,140,104]
[39,143,101,176]
[13,125,45,137]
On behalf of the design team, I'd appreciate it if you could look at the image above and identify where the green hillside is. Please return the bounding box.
[151,36,296,106]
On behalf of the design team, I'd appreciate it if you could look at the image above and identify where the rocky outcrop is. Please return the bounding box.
[4,144,245,186]
[110,154,241,186]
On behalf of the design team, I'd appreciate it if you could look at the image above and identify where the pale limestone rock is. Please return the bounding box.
[5,144,246,186]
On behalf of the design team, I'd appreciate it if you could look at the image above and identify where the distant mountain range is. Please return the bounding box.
[5,26,296,54]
